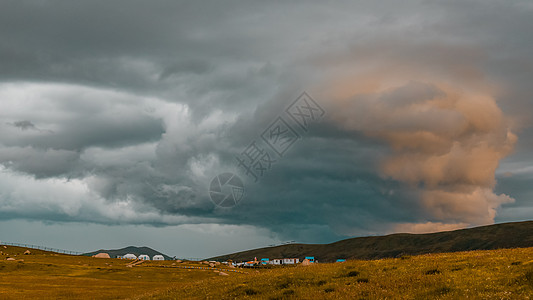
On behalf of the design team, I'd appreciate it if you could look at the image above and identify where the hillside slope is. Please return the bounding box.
[83,246,172,260]
[210,221,533,262]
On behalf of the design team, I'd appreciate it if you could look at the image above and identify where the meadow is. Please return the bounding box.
[1,245,532,299]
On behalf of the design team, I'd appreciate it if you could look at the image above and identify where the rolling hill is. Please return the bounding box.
[209,221,533,262]
[83,246,172,260]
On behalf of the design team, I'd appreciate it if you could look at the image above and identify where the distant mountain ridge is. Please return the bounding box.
[209,221,533,263]
[83,246,172,260]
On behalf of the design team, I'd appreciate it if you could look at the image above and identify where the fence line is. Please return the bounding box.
[0,241,83,255]
[0,242,207,259]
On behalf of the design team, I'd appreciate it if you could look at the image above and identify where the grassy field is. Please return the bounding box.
[1,246,533,299]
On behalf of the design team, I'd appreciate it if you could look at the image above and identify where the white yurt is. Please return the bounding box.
[123,253,137,260]
[138,254,150,260]
[152,255,164,261]
[92,253,111,258]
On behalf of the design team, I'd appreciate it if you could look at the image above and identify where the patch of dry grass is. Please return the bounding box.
[142,247,533,299]
[0,246,244,299]
[1,245,533,299]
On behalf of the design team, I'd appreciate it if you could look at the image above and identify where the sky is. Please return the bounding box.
[0,0,532,259]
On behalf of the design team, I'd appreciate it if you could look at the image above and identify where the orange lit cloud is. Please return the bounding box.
[315,42,517,229]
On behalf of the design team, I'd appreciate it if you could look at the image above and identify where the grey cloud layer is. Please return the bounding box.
[0,0,532,242]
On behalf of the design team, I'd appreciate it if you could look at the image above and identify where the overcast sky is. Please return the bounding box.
[0,0,532,258]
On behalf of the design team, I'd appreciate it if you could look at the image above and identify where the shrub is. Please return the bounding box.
[282,289,295,295]
[316,280,327,286]
[356,278,369,283]
[525,270,533,287]
[425,269,441,275]
[244,288,258,295]
[433,286,451,295]
[346,270,360,277]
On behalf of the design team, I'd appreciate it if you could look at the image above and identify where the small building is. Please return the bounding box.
[123,254,137,260]
[261,258,269,265]
[283,258,299,264]
[305,256,315,263]
[270,259,282,265]
[244,261,255,267]
[336,259,346,263]
[153,255,164,261]
[138,254,150,260]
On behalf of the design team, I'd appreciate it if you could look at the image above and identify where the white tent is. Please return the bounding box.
[93,253,110,258]
[123,253,137,260]
[153,255,164,261]
[138,254,150,260]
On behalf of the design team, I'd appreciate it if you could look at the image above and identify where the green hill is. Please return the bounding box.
[209,221,533,262]
[83,246,172,260]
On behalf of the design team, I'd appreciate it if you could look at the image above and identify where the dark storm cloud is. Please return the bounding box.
[159,60,214,80]
[0,147,79,178]
[10,120,37,131]
[0,0,288,117]
[0,0,532,243]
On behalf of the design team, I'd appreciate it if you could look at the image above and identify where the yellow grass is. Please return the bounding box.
[1,246,533,299]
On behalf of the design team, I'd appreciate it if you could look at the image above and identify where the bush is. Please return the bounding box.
[425,269,441,275]
[282,289,295,295]
[433,286,451,295]
[525,270,533,287]
[356,278,369,283]
[244,288,258,295]
[316,280,327,286]
[346,270,360,277]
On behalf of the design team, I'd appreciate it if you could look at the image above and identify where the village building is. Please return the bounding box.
[123,254,137,260]
[283,258,299,264]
